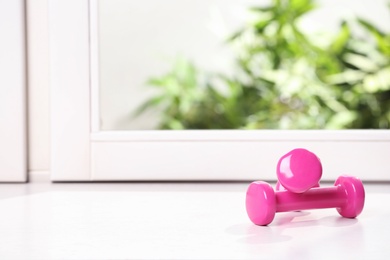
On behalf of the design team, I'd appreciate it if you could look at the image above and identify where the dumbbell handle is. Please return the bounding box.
[276,186,344,212]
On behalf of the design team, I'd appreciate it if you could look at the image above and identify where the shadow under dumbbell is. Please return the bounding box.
[227,211,359,244]
[272,211,358,228]
[226,222,292,244]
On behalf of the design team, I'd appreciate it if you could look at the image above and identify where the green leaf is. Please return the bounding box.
[146,76,171,88]
[131,95,166,118]
[249,6,274,13]
[357,18,385,37]
[357,18,390,55]
[326,70,366,85]
[330,21,350,54]
[326,111,358,129]
[254,19,273,34]
[362,67,390,93]
[167,119,185,130]
[343,53,379,72]
[291,0,317,18]
[226,28,245,42]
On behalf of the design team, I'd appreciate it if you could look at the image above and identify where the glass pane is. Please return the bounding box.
[98,0,390,130]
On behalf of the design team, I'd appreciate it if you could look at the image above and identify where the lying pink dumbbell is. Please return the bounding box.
[246,175,365,226]
[276,148,322,193]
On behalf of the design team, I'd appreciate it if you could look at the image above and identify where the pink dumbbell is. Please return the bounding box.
[275,180,320,191]
[276,148,322,193]
[246,175,365,226]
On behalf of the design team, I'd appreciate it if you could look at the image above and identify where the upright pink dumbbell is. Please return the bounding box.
[246,175,365,226]
[276,148,322,193]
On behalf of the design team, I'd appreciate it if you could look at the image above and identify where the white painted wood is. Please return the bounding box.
[26,0,51,172]
[0,0,27,182]
[49,0,390,181]
[49,0,90,180]
[91,135,390,181]
[91,130,390,142]
[90,0,100,133]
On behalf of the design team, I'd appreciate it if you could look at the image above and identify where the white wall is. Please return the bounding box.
[27,0,389,174]
[0,0,27,182]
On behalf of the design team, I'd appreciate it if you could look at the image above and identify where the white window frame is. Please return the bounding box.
[0,0,27,182]
[49,0,390,182]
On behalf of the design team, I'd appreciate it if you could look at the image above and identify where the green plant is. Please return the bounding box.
[327,18,390,128]
[134,0,390,129]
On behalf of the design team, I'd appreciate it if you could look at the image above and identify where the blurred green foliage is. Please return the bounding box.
[134,0,390,129]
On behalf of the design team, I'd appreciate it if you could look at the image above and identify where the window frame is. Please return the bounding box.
[49,0,390,181]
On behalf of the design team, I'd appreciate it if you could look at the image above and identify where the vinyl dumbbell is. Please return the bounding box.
[246,175,365,226]
[276,148,322,193]
[275,181,319,191]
